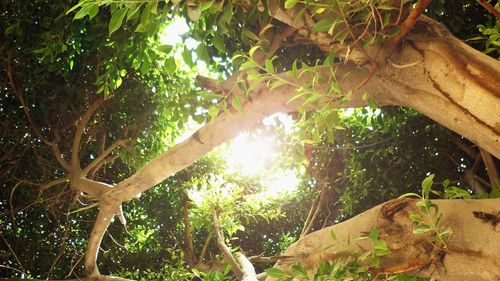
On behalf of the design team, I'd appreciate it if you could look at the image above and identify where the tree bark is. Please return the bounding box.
[266,198,500,281]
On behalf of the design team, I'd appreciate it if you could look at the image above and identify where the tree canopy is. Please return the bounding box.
[1,0,499,281]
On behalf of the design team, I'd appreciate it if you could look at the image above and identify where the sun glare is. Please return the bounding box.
[226,133,276,176]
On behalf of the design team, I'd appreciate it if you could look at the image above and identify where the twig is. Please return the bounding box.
[391,0,432,46]
[0,231,26,273]
[389,58,422,68]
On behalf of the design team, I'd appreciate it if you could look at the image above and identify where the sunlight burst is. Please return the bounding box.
[226,133,276,175]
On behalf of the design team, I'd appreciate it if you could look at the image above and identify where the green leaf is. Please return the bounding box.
[421,174,435,199]
[126,3,142,20]
[248,45,261,57]
[242,29,260,41]
[67,0,88,15]
[409,213,422,222]
[399,192,421,198]
[284,0,300,9]
[158,44,174,54]
[369,228,378,242]
[196,43,210,63]
[182,46,194,67]
[373,240,389,256]
[164,57,177,74]
[265,59,275,74]
[413,225,432,235]
[239,60,259,71]
[208,105,220,120]
[212,34,226,53]
[109,7,128,35]
[291,59,299,79]
[187,4,201,21]
[312,18,334,33]
[265,268,287,278]
[73,3,97,20]
[330,230,337,241]
[269,79,287,90]
[232,95,243,112]
[291,264,307,277]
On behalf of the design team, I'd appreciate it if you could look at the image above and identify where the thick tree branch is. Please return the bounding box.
[84,204,117,276]
[266,198,500,281]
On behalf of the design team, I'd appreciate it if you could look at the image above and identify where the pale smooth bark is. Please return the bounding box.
[265,198,500,281]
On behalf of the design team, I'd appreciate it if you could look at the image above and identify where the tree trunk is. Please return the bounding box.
[266,198,500,281]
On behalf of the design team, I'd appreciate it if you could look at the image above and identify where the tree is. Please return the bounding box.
[1,0,499,280]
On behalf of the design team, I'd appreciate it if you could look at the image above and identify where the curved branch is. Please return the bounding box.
[71,98,104,170]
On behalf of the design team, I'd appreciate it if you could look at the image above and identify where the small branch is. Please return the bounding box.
[41,177,69,191]
[479,148,499,189]
[475,0,500,20]
[212,211,243,279]
[199,231,213,263]
[248,255,295,263]
[71,98,105,170]
[0,231,25,273]
[301,192,320,237]
[235,252,259,281]
[449,135,477,159]
[391,0,432,46]
[82,139,128,176]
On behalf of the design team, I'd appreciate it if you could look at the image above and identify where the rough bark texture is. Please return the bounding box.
[266,198,500,281]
